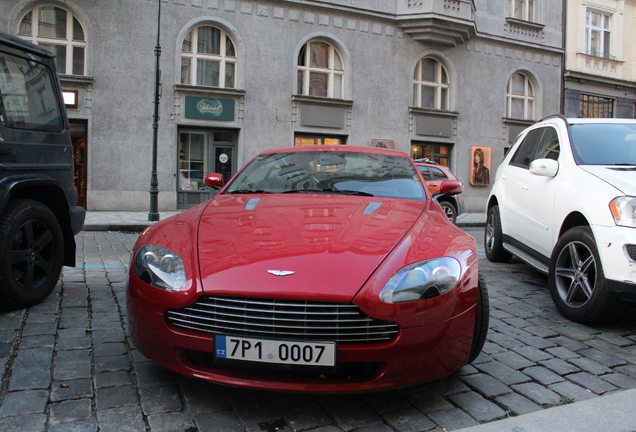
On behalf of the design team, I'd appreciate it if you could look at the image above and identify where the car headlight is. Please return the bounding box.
[380,257,461,304]
[610,197,636,228]
[133,244,187,291]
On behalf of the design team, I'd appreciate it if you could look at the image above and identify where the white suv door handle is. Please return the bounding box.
[521,182,528,190]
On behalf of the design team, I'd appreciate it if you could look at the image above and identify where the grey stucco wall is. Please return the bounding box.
[0,0,564,212]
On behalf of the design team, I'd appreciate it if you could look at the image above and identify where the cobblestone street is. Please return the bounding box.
[2,228,636,431]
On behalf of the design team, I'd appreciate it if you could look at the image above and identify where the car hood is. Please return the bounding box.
[197,194,426,302]
[580,166,636,195]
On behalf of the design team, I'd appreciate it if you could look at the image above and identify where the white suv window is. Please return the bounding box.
[535,127,560,161]
[510,128,543,169]
[510,127,560,169]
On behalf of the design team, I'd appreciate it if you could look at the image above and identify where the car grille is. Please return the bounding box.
[166,296,399,343]
[627,244,636,261]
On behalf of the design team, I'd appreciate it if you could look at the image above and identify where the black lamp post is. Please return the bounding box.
[148,0,161,221]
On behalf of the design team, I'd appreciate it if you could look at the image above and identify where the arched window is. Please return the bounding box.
[181,25,237,88]
[18,5,86,76]
[297,40,344,99]
[507,72,535,119]
[413,57,449,110]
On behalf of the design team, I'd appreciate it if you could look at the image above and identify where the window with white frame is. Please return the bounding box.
[297,40,344,99]
[413,57,449,110]
[510,0,535,22]
[18,5,86,76]
[586,9,611,59]
[507,72,534,120]
[181,25,237,88]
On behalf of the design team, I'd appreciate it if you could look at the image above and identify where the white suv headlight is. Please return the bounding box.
[380,258,461,304]
[133,244,187,291]
[610,197,636,228]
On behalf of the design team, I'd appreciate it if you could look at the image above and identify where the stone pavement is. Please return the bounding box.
[2,219,636,431]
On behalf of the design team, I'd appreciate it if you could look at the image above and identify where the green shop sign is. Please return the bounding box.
[185,97,235,121]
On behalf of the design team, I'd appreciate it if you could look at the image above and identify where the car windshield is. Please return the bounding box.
[570,123,636,165]
[224,150,426,200]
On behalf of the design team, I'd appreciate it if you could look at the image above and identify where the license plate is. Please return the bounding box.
[214,335,336,367]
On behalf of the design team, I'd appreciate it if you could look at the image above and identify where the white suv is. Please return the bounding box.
[485,115,636,324]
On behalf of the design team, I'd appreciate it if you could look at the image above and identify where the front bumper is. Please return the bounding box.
[127,294,477,392]
[593,224,636,295]
[69,205,86,235]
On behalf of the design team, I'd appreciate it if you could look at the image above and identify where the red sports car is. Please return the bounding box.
[127,145,488,392]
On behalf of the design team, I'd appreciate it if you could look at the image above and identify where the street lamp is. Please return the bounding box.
[148,0,162,222]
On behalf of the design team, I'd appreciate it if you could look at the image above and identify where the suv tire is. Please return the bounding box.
[485,205,512,262]
[549,226,623,324]
[0,199,64,309]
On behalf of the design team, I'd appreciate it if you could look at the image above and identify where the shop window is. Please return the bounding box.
[294,134,346,146]
[510,0,535,22]
[178,130,237,194]
[411,143,452,167]
[413,57,449,110]
[179,132,208,191]
[297,40,344,99]
[507,72,534,120]
[181,25,237,88]
[580,94,614,118]
[18,5,87,76]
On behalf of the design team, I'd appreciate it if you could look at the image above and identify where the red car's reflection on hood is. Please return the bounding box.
[198,194,425,302]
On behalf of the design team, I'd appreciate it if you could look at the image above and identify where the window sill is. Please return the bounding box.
[292,95,353,106]
[578,52,622,63]
[409,107,459,118]
[505,17,545,31]
[503,117,535,126]
[174,84,246,97]
[59,75,94,86]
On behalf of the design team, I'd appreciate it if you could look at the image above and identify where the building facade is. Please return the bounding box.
[564,0,636,119]
[0,0,564,212]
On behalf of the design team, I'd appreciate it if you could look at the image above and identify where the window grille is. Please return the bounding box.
[579,94,614,118]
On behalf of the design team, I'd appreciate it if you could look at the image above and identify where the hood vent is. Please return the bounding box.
[244,198,261,210]
[363,201,383,215]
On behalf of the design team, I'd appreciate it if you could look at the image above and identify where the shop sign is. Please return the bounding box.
[185,97,235,121]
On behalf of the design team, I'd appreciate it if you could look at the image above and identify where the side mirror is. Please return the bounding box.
[529,158,559,177]
[204,173,225,188]
[438,179,463,195]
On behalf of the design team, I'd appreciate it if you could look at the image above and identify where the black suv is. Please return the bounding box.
[0,31,85,309]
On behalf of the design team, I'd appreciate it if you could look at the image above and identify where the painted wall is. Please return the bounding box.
[0,0,564,212]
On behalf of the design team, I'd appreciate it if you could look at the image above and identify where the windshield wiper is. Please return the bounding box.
[282,188,372,196]
[227,189,268,194]
[330,189,373,196]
